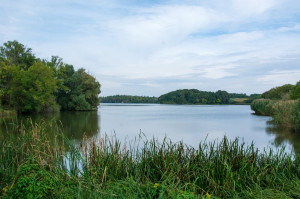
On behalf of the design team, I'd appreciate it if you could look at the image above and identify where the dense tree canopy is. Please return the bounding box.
[0,40,36,70]
[228,93,248,98]
[100,95,158,103]
[0,40,101,113]
[158,89,230,104]
[57,68,101,111]
[289,81,300,100]
[261,84,294,100]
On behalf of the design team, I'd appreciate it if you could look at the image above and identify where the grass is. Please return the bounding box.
[250,99,275,116]
[230,98,249,104]
[0,120,299,198]
[0,109,16,117]
[251,99,300,133]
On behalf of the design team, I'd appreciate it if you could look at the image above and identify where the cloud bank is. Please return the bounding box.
[1,0,300,96]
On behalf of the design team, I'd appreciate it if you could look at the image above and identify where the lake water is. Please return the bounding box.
[1,103,299,154]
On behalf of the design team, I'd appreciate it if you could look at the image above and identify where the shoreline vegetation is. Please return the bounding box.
[0,40,101,114]
[1,40,299,198]
[1,120,299,198]
[100,90,260,105]
[251,81,300,133]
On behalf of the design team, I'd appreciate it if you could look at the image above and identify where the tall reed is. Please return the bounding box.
[250,99,275,116]
[1,120,299,198]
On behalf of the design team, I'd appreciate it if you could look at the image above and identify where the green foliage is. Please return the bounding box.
[272,100,300,132]
[250,99,275,116]
[289,81,300,100]
[57,68,101,111]
[8,62,58,113]
[244,94,261,104]
[158,89,230,104]
[0,40,36,69]
[272,101,296,129]
[291,99,300,131]
[100,95,158,103]
[251,99,300,133]
[228,93,248,98]
[251,81,300,132]
[1,121,299,198]
[0,41,101,112]
[0,61,14,107]
[261,84,294,100]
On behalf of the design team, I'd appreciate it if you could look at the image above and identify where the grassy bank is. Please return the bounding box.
[0,121,299,198]
[251,99,300,132]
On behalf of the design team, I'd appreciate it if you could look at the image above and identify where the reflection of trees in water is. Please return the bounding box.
[58,111,99,140]
[0,111,100,141]
[266,121,300,155]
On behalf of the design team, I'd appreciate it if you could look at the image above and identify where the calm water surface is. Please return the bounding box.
[1,103,299,154]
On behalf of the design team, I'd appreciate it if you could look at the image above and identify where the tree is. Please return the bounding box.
[290,81,300,100]
[0,61,13,107]
[9,62,58,113]
[0,40,36,70]
[261,84,294,100]
[0,40,101,112]
[158,89,229,104]
[57,68,101,111]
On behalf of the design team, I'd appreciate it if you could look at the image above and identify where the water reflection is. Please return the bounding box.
[0,111,100,141]
[266,122,300,154]
[0,104,299,156]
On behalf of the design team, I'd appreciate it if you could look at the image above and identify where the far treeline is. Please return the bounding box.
[0,40,101,113]
[101,90,260,104]
[251,81,300,133]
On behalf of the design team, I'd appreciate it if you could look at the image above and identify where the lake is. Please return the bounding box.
[1,103,299,154]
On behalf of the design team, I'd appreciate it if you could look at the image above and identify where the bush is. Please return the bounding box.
[291,99,300,132]
[290,81,300,100]
[250,99,275,116]
[270,100,300,133]
[272,100,296,129]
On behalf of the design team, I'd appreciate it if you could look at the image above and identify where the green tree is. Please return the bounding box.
[290,81,300,100]
[158,89,229,104]
[261,84,294,100]
[57,68,101,111]
[0,61,14,107]
[0,40,36,70]
[9,62,58,113]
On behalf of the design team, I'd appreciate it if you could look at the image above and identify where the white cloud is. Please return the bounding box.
[257,70,300,85]
[0,0,299,96]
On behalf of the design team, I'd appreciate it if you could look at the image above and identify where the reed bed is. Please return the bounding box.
[0,120,299,198]
[251,99,300,132]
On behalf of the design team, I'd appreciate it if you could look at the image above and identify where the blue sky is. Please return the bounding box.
[1,0,300,96]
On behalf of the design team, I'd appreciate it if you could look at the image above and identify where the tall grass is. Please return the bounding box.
[250,99,275,116]
[1,121,299,198]
[251,99,300,133]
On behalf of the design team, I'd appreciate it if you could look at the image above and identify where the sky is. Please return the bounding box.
[1,0,300,96]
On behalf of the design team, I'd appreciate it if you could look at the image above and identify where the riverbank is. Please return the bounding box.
[0,121,299,198]
[251,99,300,133]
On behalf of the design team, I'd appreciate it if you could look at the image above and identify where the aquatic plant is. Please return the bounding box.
[0,121,299,198]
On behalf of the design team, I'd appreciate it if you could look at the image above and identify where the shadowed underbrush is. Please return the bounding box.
[0,120,299,198]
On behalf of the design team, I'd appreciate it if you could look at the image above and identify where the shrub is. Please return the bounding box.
[272,100,300,133]
[290,81,300,100]
[272,100,296,129]
[250,99,275,116]
[291,99,300,132]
